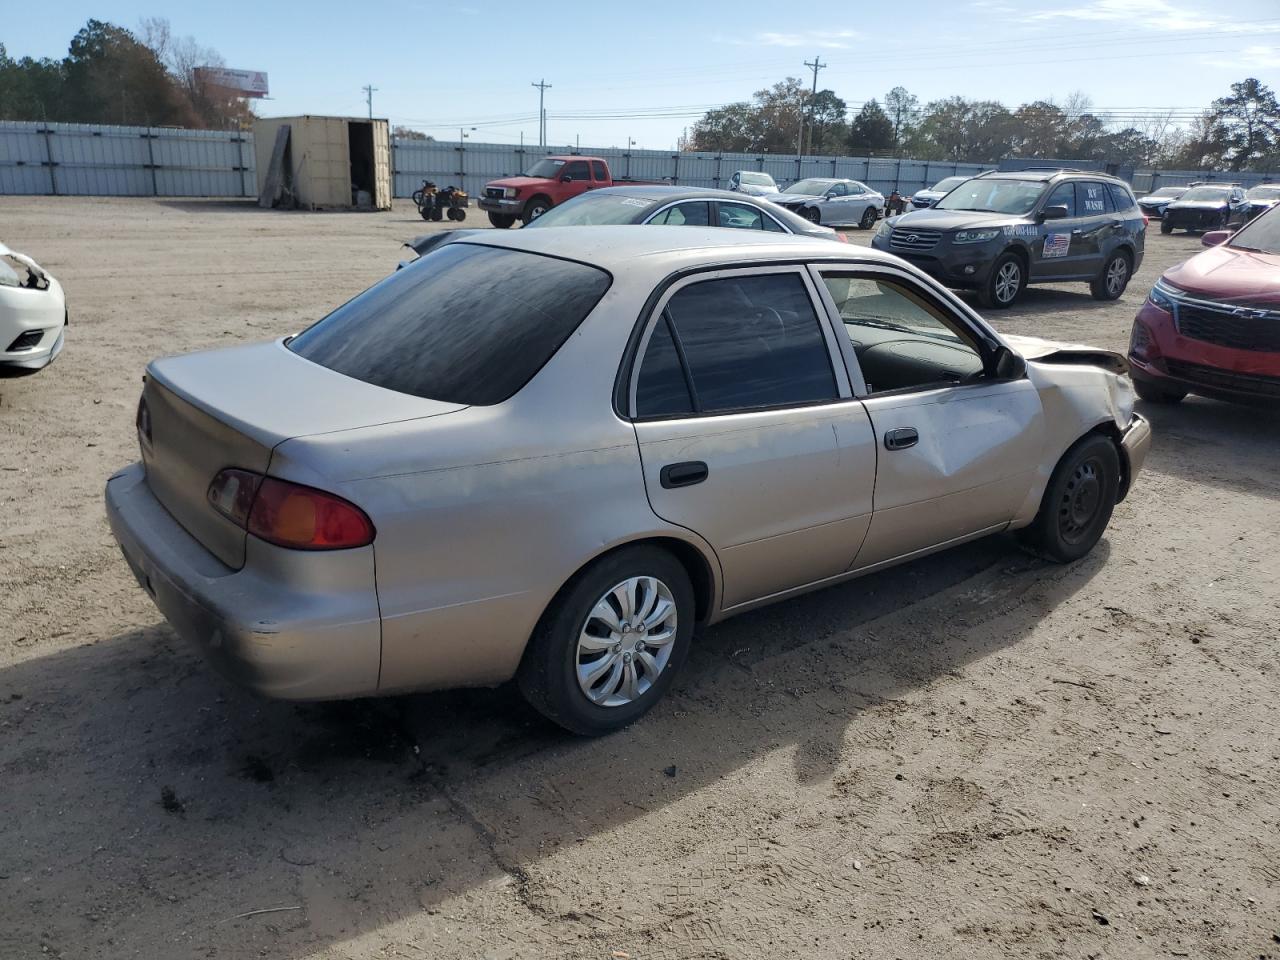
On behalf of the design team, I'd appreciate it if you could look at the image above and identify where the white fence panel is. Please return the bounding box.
[0,121,254,197]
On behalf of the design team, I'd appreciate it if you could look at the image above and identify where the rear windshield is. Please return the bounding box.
[527,192,656,226]
[288,243,611,405]
[931,176,967,192]
[738,172,774,186]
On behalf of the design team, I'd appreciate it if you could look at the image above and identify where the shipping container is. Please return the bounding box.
[253,116,391,210]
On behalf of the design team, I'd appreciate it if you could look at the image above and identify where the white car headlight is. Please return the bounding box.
[875,219,892,238]
[503,187,519,199]
[954,228,1001,244]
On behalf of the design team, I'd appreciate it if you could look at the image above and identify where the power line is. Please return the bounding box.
[362,84,377,120]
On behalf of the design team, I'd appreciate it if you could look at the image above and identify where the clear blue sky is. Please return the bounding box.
[6,0,1279,149]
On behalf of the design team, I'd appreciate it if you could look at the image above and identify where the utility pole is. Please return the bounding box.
[363,84,377,120]
[796,56,826,157]
[532,79,552,148]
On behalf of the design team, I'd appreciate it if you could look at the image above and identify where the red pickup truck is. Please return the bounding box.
[479,156,655,228]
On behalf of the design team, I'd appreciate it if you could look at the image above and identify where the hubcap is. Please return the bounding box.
[1058,457,1103,545]
[576,576,678,708]
[1106,257,1127,295]
[995,262,1020,303]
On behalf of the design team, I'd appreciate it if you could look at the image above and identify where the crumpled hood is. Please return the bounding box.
[1166,200,1228,211]
[764,192,816,204]
[885,209,1025,231]
[1003,333,1129,374]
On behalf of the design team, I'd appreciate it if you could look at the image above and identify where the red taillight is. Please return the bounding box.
[1143,215,1150,228]
[207,469,374,550]
[834,231,850,243]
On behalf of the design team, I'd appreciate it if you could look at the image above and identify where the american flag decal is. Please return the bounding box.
[1042,233,1071,258]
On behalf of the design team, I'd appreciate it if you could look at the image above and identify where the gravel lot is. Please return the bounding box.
[1,197,1278,960]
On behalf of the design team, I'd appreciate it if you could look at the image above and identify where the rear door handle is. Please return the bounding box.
[884,428,919,451]
[660,461,709,489]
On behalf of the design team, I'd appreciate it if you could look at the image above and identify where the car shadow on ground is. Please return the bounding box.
[1137,394,1280,502]
[0,535,1108,957]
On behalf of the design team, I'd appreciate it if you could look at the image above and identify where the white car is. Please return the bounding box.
[1,243,66,373]
[727,170,779,197]
[763,178,885,229]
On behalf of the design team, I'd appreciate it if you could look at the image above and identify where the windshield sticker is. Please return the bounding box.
[1003,224,1039,237]
[619,198,655,208]
[1043,233,1071,258]
[1083,184,1106,213]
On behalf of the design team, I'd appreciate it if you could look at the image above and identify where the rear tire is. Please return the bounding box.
[488,212,516,229]
[859,206,877,229]
[978,252,1024,309]
[1090,250,1131,301]
[447,207,466,221]
[1021,434,1120,563]
[521,196,552,225]
[517,546,695,736]
[1132,373,1187,404]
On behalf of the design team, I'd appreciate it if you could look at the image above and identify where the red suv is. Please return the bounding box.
[1129,205,1280,404]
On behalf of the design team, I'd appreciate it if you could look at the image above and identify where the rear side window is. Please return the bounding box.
[650,202,710,226]
[591,160,607,181]
[564,160,590,180]
[635,318,693,416]
[1108,183,1136,211]
[1079,182,1112,214]
[289,243,611,405]
[717,203,766,230]
[637,273,837,416]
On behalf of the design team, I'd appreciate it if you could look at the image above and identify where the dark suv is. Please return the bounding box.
[871,169,1146,308]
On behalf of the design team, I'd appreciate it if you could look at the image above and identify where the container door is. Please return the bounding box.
[373,121,392,209]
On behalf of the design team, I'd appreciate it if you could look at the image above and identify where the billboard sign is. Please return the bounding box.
[195,68,269,98]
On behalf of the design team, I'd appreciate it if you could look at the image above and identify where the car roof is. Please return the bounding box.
[591,185,753,201]
[452,224,895,271]
[976,169,1128,185]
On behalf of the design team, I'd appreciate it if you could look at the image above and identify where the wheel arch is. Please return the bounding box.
[539,533,721,634]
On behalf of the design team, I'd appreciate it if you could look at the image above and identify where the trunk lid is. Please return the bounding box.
[140,339,465,569]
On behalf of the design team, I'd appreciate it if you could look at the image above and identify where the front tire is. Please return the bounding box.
[518,546,695,736]
[1160,219,1173,234]
[978,252,1024,309]
[488,212,517,229]
[1021,434,1120,563]
[1091,250,1131,301]
[859,206,877,229]
[521,196,552,225]
[801,206,822,224]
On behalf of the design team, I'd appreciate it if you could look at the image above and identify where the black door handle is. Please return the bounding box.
[884,428,919,451]
[660,461,709,489]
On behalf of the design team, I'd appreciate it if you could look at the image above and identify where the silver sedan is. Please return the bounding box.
[763,178,885,228]
[106,228,1150,735]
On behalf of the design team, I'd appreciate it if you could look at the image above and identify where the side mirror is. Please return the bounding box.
[824,191,839,199]
[1201,229,1231,247]
[992,345,1027,380]
[1039,205,1070,221]
[560,175,572,183]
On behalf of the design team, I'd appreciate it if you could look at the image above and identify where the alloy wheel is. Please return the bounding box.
[995,261,1021,304]
[1106,256,1128,296]
[575,576,678,707]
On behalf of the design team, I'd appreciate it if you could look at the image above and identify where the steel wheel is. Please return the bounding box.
[994,260,1021,305]
[1057,456,1104,545]
[575,576,677,708]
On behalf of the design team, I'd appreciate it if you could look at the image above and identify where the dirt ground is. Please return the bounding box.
[1,197,1278,960]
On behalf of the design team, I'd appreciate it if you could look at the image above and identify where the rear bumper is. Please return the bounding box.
[1129,300,1280,401]
[105,462,383,700]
